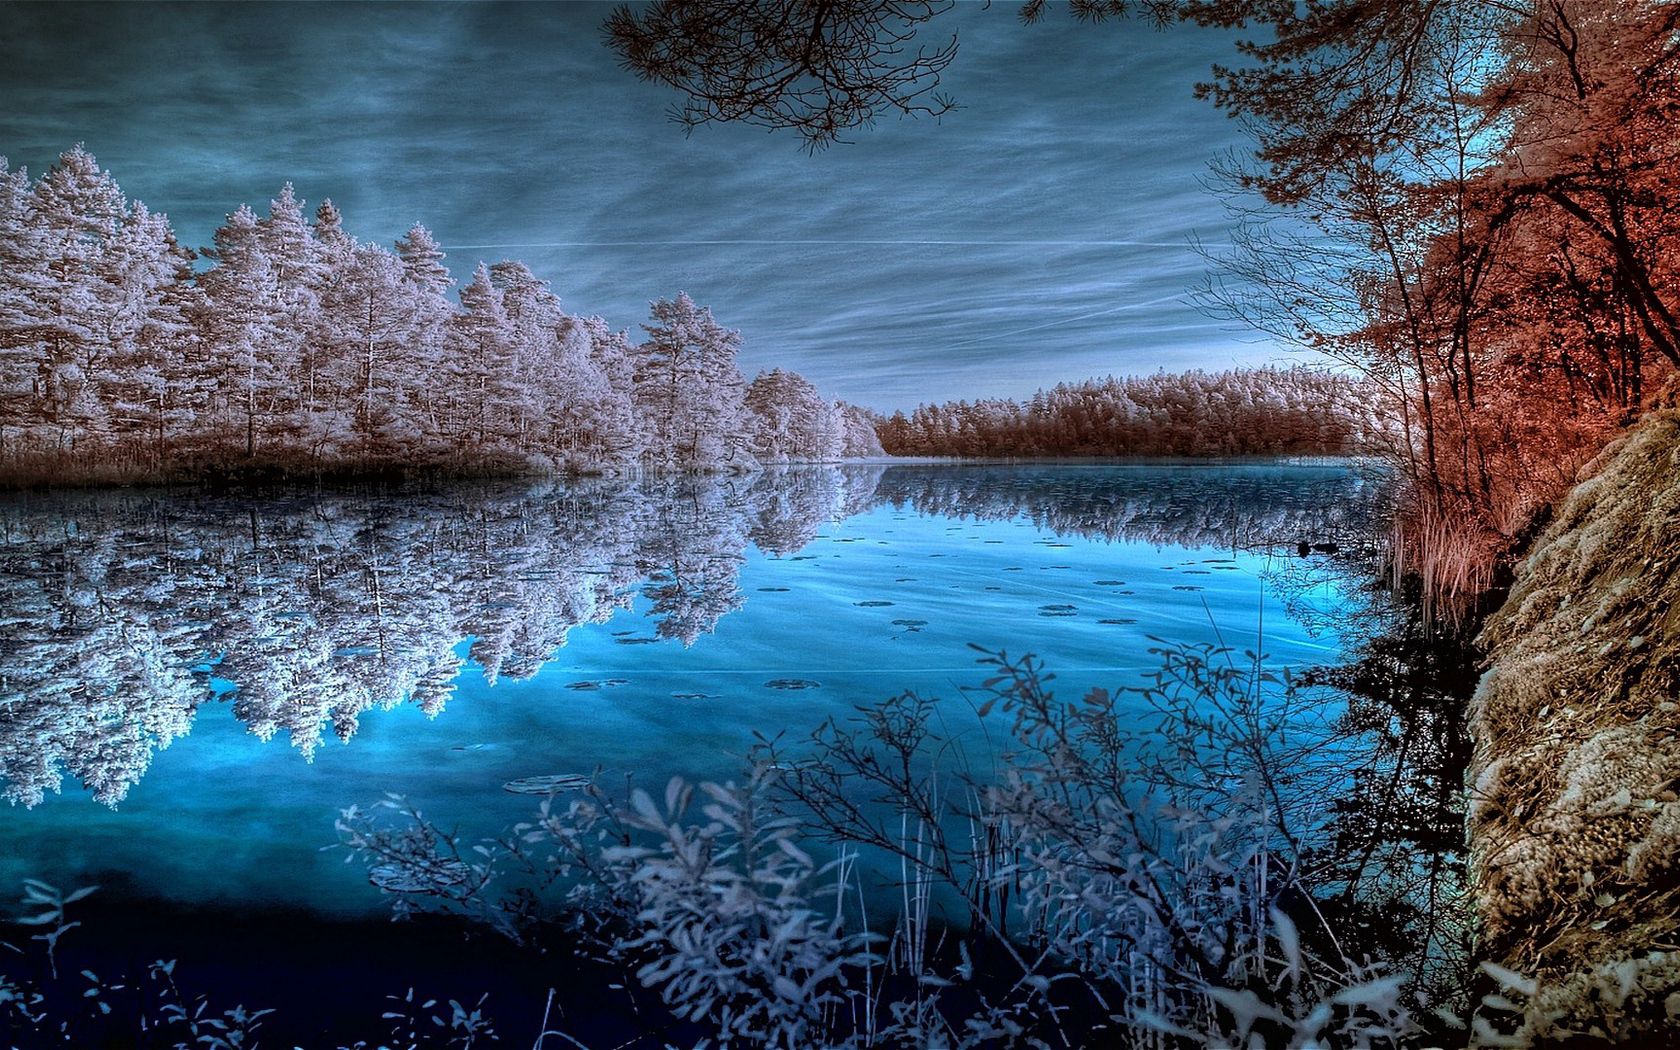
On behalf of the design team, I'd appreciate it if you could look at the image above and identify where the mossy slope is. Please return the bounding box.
[1472,410,1680,1041]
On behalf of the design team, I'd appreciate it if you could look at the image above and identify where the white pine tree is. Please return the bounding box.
[744,368,843,463]
[835,401,885,458]
[25,146,131,454]
[97,201,198,466]
[634,292,748,471]
[395,223,453,296]
[394,224,455,450]
[198,204,287,459]
[446,263,521,455]
[329,244,423,457]
[0,157,52,458]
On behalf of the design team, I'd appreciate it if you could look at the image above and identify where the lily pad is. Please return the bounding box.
[369,861,470,893]
[503,774,593,795]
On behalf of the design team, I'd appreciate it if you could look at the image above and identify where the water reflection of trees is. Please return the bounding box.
[871,463,1384,549]
[0,463,1381,807]
[1265,547,1479,1018]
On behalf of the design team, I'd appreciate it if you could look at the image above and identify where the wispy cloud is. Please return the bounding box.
[0,1,1284,410]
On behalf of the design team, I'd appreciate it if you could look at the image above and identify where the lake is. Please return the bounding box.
[0,462,1383,918]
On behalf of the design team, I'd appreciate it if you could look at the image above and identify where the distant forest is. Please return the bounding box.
[1,148,1372,484]
[0,147,881,480]
[877,367,1377,458]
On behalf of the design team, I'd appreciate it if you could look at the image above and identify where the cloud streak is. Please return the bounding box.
[0,1,1286,410]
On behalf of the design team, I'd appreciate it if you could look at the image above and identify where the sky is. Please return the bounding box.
[0,1,1287,412]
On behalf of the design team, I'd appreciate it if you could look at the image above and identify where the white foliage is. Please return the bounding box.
[0,149,850,479]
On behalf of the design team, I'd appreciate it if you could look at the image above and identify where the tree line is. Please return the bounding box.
[0,147,882,481]
[875,366,1377,457]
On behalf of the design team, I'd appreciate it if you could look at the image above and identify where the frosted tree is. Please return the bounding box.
[836,401,885,458]
[744,368,844,462]
[0,157,52,457]
[394,223,455,447]
[257,184,325,290]
[488,260,566,452]
[316,243,423,457]
[256,184,328,441]
[21,146,132,453]
[394,223,452,296]
[490,261,641,469]
[312,198,353,259]
[0,150,861,479]
[634,292,749,471]
[95,201,199,464]
[446,264,522,455]
[572,314,644,465]
[197,205,286,458]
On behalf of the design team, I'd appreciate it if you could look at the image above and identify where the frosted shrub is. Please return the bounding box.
[756,643,1419,1046]
[340,770,879,1048]
[0,883,282,1049]
[339,642,1428,1048]
[601,774,878,1045]
[973,646,1414,1044]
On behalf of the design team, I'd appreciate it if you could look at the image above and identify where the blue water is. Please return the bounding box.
[0,463,1381,915]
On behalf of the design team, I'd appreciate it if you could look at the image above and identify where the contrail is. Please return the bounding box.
[440,238,1188,249]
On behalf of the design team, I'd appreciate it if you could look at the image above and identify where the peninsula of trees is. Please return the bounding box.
[0,147,882,482]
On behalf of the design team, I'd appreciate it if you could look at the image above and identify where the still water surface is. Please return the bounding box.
[0,462,1381,915]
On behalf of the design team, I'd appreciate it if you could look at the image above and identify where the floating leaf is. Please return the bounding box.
[503,774,592,795]
[368,862,469,893]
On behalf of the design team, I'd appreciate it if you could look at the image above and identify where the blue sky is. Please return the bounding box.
[0,1,1287,411]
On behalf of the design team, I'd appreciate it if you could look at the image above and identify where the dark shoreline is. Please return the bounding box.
[0,452,1376,494]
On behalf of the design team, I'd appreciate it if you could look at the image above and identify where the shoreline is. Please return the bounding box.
[0,451,1380,494]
